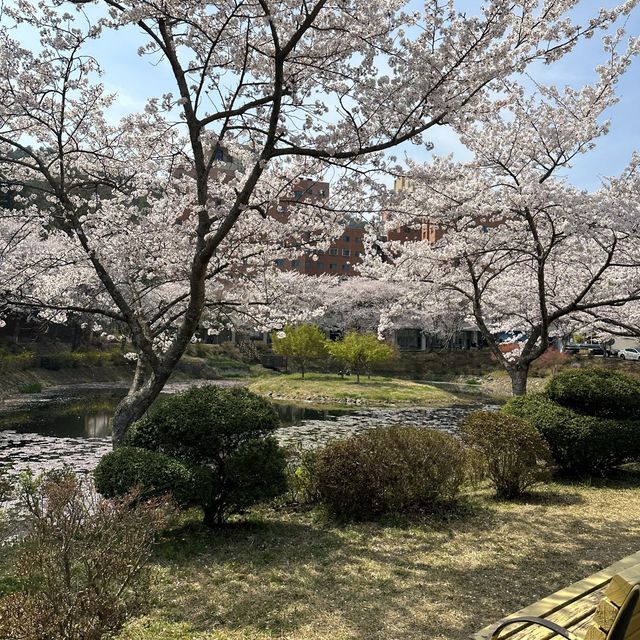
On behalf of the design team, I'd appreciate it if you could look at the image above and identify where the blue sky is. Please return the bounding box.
[399,0,640,190]
[7,0,640,191]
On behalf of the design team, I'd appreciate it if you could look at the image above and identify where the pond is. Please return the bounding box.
[0,384,496,477]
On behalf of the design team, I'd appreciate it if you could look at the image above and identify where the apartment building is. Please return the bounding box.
[383,176,443,244]
[274,179,368,277]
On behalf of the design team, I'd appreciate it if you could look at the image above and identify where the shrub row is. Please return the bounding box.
[0,350,132,372]
[503,368,640,477]
[94,368,640,524]
[96,387,487,523]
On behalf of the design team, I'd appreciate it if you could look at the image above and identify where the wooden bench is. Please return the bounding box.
[473,551,640,640]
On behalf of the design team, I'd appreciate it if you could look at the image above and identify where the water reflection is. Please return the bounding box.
[272,401,355,427]
[84,413,113,438]
[0,395,120,439]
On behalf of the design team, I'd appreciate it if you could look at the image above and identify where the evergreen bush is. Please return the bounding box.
[503,393,640,476]
[96,386,287,525]
[545,368,640,418]
[94,447,211,507]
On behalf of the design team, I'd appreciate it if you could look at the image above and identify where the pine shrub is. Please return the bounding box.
[96,386,288,525]
[503,393,640,476]
[545,368,640,418]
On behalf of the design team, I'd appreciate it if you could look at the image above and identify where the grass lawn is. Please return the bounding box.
[248,372,459,406]
[117,474,640,640]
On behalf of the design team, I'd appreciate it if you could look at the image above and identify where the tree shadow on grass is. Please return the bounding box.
[491,489,585,507]
[148,490,640,640]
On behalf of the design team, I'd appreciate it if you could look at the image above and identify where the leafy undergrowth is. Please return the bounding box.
[116,474,640,640]
[248,372,457,406]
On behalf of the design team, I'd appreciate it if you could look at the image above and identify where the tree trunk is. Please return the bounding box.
[111,368,171,447]
[300,361,305,379]
[509,365,530,396]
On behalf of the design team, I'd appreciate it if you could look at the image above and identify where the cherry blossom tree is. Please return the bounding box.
[375,33,640,395]
[1,0,635,444]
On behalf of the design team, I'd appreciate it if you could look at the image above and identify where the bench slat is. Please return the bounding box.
[473,551,640,640]
[506,591,602,640]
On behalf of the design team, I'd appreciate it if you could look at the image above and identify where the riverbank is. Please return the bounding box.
[0,364,135,403]
[249,372,464,406]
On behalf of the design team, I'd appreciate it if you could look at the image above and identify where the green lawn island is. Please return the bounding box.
[474,551,640,640]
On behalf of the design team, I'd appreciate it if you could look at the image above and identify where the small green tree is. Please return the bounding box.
[328,331,396,383]
[272,324,328,379]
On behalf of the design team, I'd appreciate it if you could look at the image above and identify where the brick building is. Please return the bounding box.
[274,179,368,277]
[383,176,443,244]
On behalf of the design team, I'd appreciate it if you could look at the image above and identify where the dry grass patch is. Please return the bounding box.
[114,474,640,640]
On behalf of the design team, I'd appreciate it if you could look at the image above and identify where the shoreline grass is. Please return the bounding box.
[248,372,461,407]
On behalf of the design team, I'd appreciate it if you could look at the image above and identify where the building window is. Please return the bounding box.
[329,263,337,270]
[342,249,350,257]
[213,148,225,161]
[355,237,362,243]
[275,259,285,267]
[291,259,300,268]
[342,264,350,272]
[344,235,350,242]
[294,190,303,199]
[318,188,326,196]
[316,249,325,255]
[329,248,338,256]
[316,262,324,269]
[355,251,362,257]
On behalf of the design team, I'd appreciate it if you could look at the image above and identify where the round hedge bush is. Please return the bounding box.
[545,368,640,418]
[502,393,640,476]
[97,386,288,526]
[311,426,466,520]
[94,446,212,507]
[124,385,281,464]
[461,411,552,499]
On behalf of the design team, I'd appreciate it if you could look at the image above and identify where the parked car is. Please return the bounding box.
[563,343,611,357]
[618,348,640,361]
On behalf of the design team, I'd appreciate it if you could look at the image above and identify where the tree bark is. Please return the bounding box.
[509,365,530,396]
[111,368,171,447]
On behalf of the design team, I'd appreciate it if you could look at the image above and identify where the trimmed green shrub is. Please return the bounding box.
[545,368,640,418]
[94,447,212,508]
[503,394,640,476]
[99,386,287,526]
[311,426,466,520]
[460,411,552,498]
[125,386,281,463]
